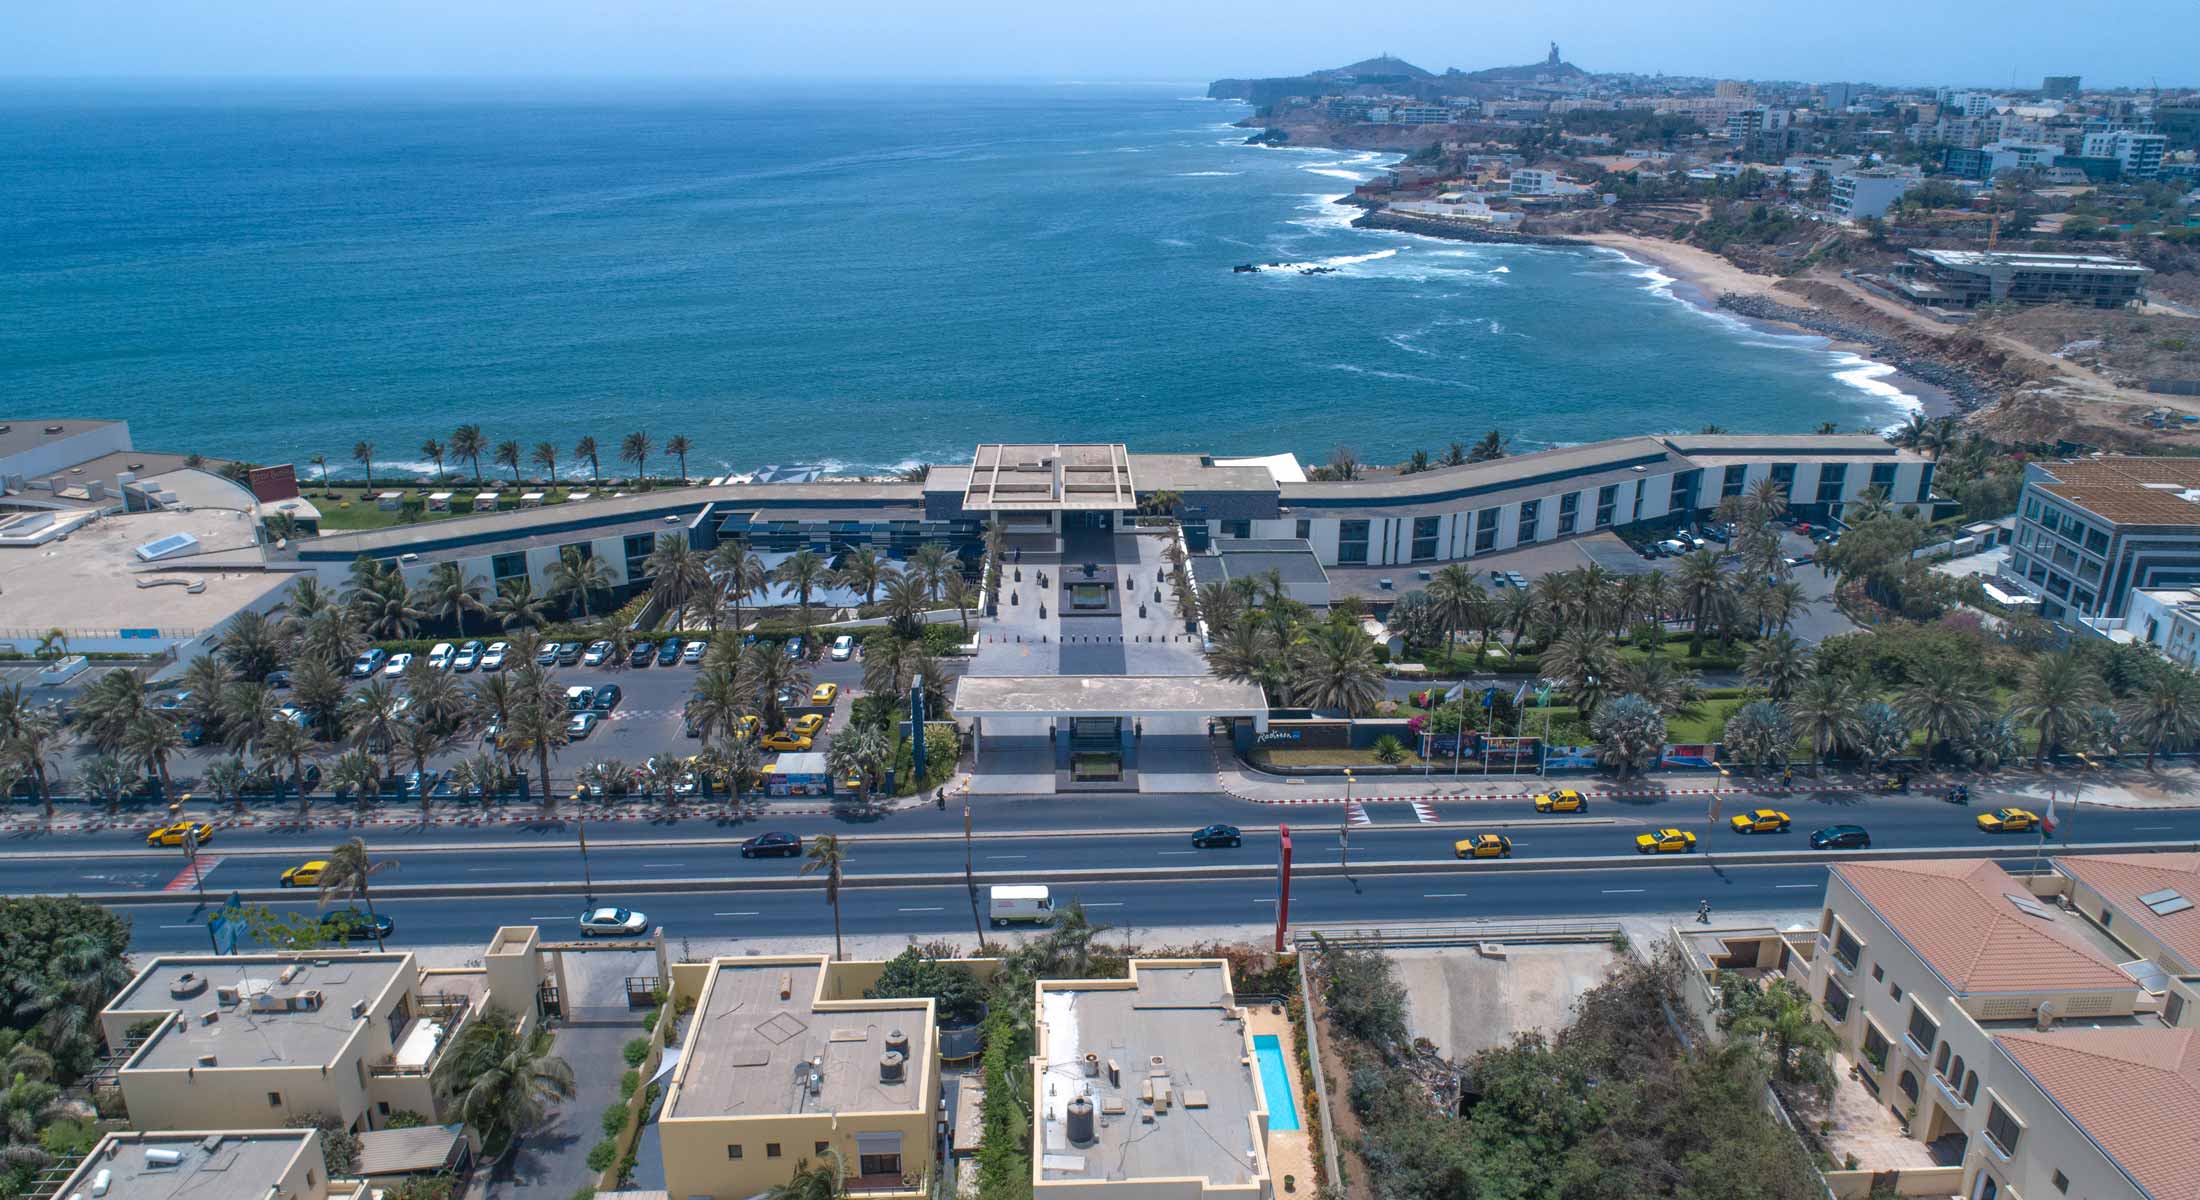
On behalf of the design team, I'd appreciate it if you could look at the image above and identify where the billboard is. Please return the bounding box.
[247,464,300,503]
[1660,743,1723,768]
[1543,744,1599,770]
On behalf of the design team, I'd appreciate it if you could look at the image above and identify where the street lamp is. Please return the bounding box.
[1340,768,1354,878]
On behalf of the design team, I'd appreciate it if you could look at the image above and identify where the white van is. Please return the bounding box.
[988,885,1055,927]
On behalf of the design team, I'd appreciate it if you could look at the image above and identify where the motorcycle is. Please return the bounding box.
[1945,785,1970,806]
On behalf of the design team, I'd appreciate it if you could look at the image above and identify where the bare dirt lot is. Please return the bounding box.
[1386,942,1620,1058]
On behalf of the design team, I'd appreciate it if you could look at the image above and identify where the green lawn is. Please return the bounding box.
[309,484,582,531]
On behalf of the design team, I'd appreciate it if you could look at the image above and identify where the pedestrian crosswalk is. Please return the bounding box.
[1411,800,1437,824]
[162,857,221,892]
[1345,801,1372,827]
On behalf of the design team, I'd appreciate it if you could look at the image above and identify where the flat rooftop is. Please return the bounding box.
[1201,538,1330,587]
[63,1131,319,1200]
[1037,963,1263,1188]
[669,958,931,1119]
[112,954,410,1070]
[0,417,124,462]
[0,509,290,637]
[1912,248,2152,274]
[963,444,1134,511]
[952,675,1267,717]
[2032,458,2200,528]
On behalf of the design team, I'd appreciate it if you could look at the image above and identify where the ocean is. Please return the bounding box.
[0,80,1915,477]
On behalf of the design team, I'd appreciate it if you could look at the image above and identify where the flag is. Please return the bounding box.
[1513,681,1530,707]
[2043,792,2058,835]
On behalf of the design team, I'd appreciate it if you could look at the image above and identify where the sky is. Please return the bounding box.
[3,0,2191,89]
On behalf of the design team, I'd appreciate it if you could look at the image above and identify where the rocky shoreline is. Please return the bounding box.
[1714,293,2001,413]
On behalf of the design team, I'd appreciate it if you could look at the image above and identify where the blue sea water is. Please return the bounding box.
[0,80,1913,476]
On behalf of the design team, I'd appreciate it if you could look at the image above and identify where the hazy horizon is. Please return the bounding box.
[3,0,2192,91]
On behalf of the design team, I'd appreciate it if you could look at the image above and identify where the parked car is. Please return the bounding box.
[324,909,394,941]
[810,683,840,706]
[784,636,806,660]
[535,642,560,666]
[1639,542,1663,559]
[1454,833,1513,859]
[830,634,856,661]
[382,652,414,677]
[583,640,611,666]
[683,640,707,664]
[1532,788,1586,813]
[426,642,455,671]
[1190,824,1242,848]
[480,642,508,671]
[1490,570,1512,588]
[1656,539,1688,556]
[1809,825,1872,850]
[557,642,584,665]
[629,642,655,668]
[739,831,803,858]
[761,731,812,752]
[591,684,623,712]
[352,649,388,677]
[567,711,601,739]
[578,906,648,937]
[791,713,826,738]
[1506,572,1528,589]
[453,640,483,671]
[657,636,682,666]
[1729,808,1792,834]
[564,686,595,711]
[266,669,293,689]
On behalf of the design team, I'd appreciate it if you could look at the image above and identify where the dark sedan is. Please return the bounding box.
[1191,824,1243,848]
[657,636,683,665]
[1809,825,1872,850]
[629,641,655,668]
[591,684,623,713]
[740,831,803,858]
[324,909,395,941]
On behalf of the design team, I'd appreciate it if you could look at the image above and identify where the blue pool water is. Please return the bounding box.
[1252,1033,1301,1132]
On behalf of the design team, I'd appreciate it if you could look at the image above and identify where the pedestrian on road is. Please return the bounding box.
[1696,899,1712,925]
[935,787,946,810]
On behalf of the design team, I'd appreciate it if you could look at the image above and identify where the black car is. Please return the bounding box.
[1809,825,1871,850]
[1191,824,1243,848]
[657,636,682,666]
[740,831,803,858]
[324,909,395,941]
[629,642,655,668]
[266,669,292,689]
[556,642,583,665]
[591,684,623,712]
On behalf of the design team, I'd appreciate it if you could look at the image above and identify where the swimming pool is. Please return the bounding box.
[1251,1033,1302,1131]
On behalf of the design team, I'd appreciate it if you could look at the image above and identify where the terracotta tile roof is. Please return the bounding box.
[1996,1027,2200,1200]
[1833,860,2133,993]
[2058,853,2200,972]
[2035,459,2200,527]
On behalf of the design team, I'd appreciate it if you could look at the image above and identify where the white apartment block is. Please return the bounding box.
[2081,131,2169,179]
[1831,169,1919,219]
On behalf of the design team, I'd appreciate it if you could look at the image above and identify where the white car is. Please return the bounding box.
[567,711,601,739]
[382,652,414,677]
[426,642,455,671]
[682,640,707,664]
[577,906,647,937]
[480,642,508,671]
[582,640,612,667]
[453,640,483,671]
[830,635,856,661]
[565,685,595,711]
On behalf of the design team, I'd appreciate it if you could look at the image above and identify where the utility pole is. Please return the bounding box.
[578,818,595,902]
[1340,769,1354,879]
[965,796,984,946]
[184,827,208,908]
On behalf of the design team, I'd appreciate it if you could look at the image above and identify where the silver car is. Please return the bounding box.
[577,906,648,937]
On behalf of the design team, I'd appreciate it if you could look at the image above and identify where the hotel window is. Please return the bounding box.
[2169,991,2187,1027]
[1870,462,1899,494]
[1920,461,1935,497]
[1722,465,1748,498]
[1934,1044,1950,1074]
[1411,516,1440,561]
[1821,978,1851,1022]
[1474,509,1498,553]
[267,1091,282,1107]
[1861,1024,1889,1069]
[1871,964,1884,981]
[1769,463,1797,500]
[2085,528,2109,555]
[1558,493,1579,536]
[624,532,657,581]
[1984,1101,2022,1157]
[1517,500,1540,544]
[1906,1005,1937,1053]
[1890,981,1903,1001]
[767,1144,782,1159]
[1963,1072,1978,1105]
[816,1142,831,1157]
[2024,497,2040,520]
[2052,1170,2069,1194]
[1595,485,1617,528]
[727,1145,744,1160]
[1833,928,1861,971]
[1816,463,1847,505]
[1221,520,1250,539]
[1295,519,1310,541]
[1337,520,1371,564]
[491,552,528,582]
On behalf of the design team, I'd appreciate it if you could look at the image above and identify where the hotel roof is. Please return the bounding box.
[1912,248,2152,275]
[2033,458,2200,527]
[1996,1027,2200,1200]
[1832,860,2135,994]
[109,954,411,1071]
[962,444,1134,511]
[0,417,124,462]
[667,957,931,1119]
[59,1131,325,1200]
[2058,853,2200,972]
[1036,962,1265,1188]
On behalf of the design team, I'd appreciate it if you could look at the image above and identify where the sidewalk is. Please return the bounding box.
[0,791,936,836]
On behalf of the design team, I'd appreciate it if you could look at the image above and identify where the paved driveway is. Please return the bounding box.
[485,1021,635,1200]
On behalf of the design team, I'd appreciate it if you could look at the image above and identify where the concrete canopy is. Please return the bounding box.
[951,675,1267,723]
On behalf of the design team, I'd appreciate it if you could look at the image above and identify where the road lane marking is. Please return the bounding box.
[2136,825,2173,831]
[466,867,515,872]
[641,862,687,868]
[714,911,759,917]
[897,906,944,912]
[159,923,204,929]
[1601,888,1644,894]
[1775,883,1818,889]
[1156,851,1198,856]
[1252,898,1276,904]
[1081,902,1124,908]
[984,854,1029,860]
[1423,892,1469,898]
[529,915,576,921]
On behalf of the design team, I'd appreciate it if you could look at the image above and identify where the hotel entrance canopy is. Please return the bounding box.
[961,444,1135,511]
[952,675,1268,726]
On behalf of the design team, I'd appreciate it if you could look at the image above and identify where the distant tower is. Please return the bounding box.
[1547,41,1561,67]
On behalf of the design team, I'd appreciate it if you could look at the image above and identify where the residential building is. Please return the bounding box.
[1031,960,1282,1200]
[1946,90,1998,118]
[50,1130,363,1200]
[1507,168,1568,196]
[658,955,944,1200]
[98,930,551,1134]
[1891,249,2151,311]
[1985,140,2065,176]
[2080,130,2169,179]
[1386,104,1454,125]
[1829,168,1918,219]
[2042,75,2082,101]
[2006,457,2200,621]
[1726,105,1792,151]
[1803,857,2191,1200]
[1715,80,1755,100]
[2078,586,2200,664]
[2056,852,2200,1022]
[1822,82,1858,111]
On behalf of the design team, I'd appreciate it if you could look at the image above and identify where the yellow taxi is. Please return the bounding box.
[145,821,213,848]
[810,683,839,706]
[1453,833,1514,859]
[280,860,328,888]
[1729,808,1791,834]
[1978,807,2039,834]
[1532,788,1586,813]
[791,713,827,738]
[735,714,760,741]
[761,732,814,752]
[1634,828,1699,854]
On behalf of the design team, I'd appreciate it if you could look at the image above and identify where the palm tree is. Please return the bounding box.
[1893,412,1930,452]
[205,755,251,815]
[489,578,549,630]
[1591,694,1666,780]
[450,424,487,484]
[741,642,812,732]
[619,430,652,481]
[644,535,712,625]
[1467,430,1506,462]
[880,571,930,639]
[826,724,893,801]
[79,754,130,817]
[395,717,461,817]
[529,441,559,484]
[574,435,602,485]
[942,571,975,634]
[910,544,954,602]
[545,546,612,619]
[310,453,330,493]
[766,1151,846,1200]
[2012,652,2106,765]
[122,712,180,801]
[1289,624,1384,715]
[504,683,570,808]
[219,680,282,755]
[709,543,769,635]
[1674,549,1726,650]
[294,608,362,674]
[494,440,523,486]
[1424,565,1482,665]
[802,835,848,960]
[1203,622,1276,693]
[318,837,395,951]
[1746,476,1789,525]
[221,609,285,681]
[421,438,447,481]
[345,678,403,770]
[352,441,377,492]
[833,547,894,607]
[1743,632,1812,701]
[2120,668,2200,769]
[352,571,424,640]
[664,434,692,484]
[773,549,829,632]
[256,718,320,813]
[1730,979,1838,1087]
[421,562,488,638]
[1785,673,1863,773]
[686,665,753,746]
[1614,655,1702,720]
[434,1007,575,1159]
[75,668,150,753]
[289,657,350,735]
[1895,660,1991,763]
[329,749,383,812]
